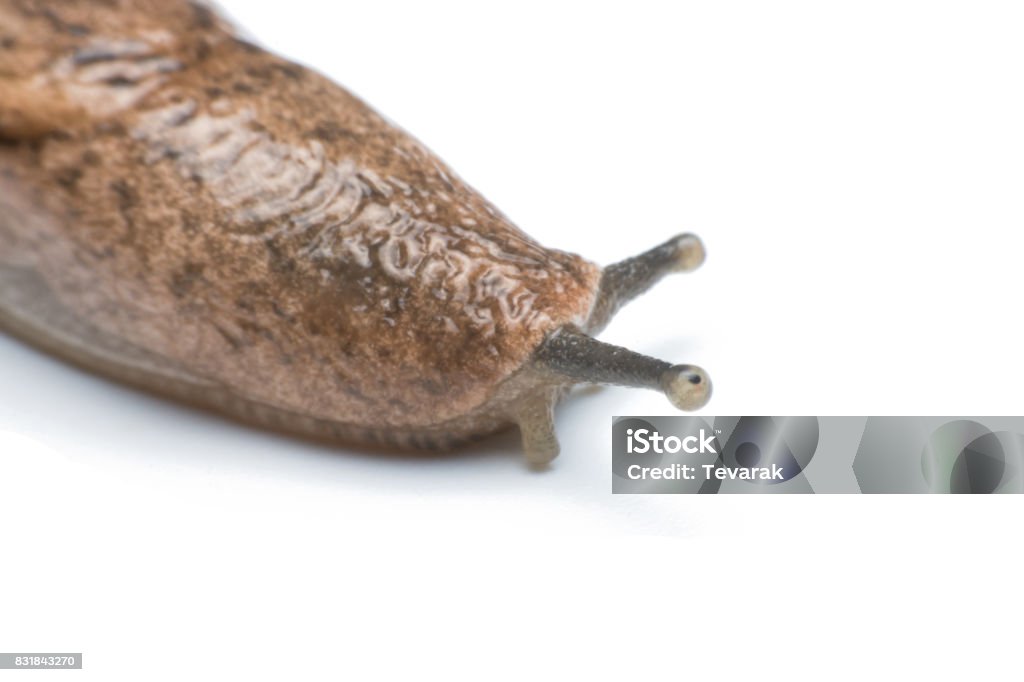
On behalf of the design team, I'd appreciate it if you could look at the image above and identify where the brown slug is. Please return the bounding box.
[0,0,711,465]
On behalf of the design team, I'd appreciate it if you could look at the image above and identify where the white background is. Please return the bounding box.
[2,1,1022,679]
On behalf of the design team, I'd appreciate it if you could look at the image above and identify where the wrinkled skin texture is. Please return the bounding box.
[0,0,600,443]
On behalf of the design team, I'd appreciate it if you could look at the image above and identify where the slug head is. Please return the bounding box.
[514,233,712,467]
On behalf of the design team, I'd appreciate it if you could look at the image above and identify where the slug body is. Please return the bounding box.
[0,0,710,464]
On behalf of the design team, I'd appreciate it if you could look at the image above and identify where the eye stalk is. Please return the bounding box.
[532,327,711,412]
[515,233,710,466]
[518,327,712,466]
[587,232,706,332]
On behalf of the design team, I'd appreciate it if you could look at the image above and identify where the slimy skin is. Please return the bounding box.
[0,0,710,464]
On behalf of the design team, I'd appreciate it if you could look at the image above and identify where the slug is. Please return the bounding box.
[0,0,711,465]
